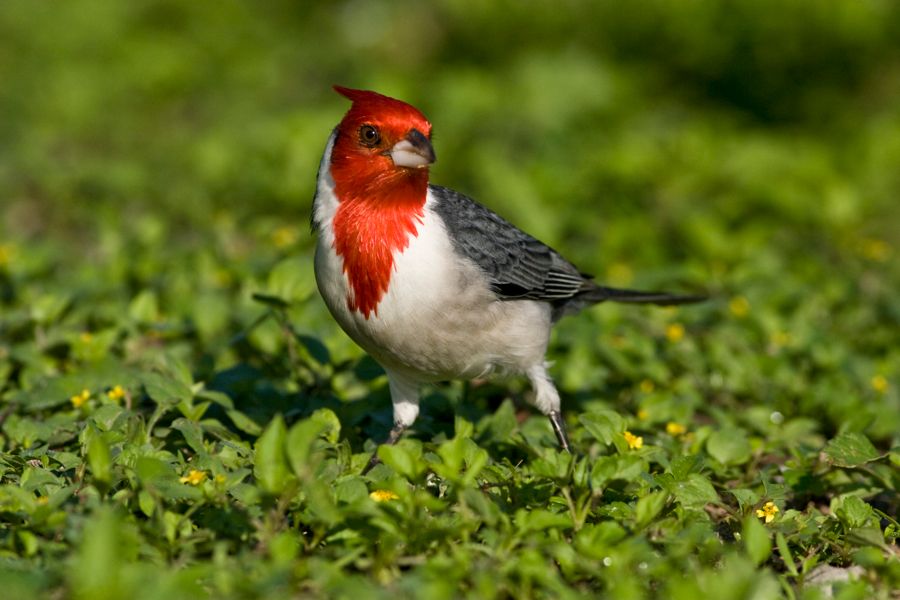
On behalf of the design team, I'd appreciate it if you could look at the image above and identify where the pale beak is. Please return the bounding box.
[389,128,435,169]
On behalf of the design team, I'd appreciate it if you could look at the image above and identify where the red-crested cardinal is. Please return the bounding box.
[312,86,703,469]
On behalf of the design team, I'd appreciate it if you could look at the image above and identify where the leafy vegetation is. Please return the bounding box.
[1,1,899,598]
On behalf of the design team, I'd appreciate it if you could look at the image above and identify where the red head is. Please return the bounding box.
[329,86,435,205]
[328,86,436,317]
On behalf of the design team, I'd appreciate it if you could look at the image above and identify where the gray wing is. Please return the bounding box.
[429,185,590,303]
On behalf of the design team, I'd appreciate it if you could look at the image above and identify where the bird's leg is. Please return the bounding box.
[527,364,572,453]
[548,410,571,453]
[361,422,407,474]
[362,371,421,475]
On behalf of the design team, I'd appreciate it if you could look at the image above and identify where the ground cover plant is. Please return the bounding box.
[1,1,899,598]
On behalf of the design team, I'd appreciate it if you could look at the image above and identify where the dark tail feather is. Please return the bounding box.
[587,285,707,306]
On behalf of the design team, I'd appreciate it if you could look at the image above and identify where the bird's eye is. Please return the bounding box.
[359,125,380,147]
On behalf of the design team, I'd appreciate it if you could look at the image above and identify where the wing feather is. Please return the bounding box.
[429,185,588,302]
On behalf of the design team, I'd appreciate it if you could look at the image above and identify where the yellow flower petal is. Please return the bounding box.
[871,375,889,394]
[623,431,643,450]
[666,422,686,436]
[369,489,399,502]
[70,389,90,408]
[728,296,750,318]
[756,501,779,523]
[665,323,685,343]
[179,470,207,485]
[107,385,126,401]
[0,244,14,268]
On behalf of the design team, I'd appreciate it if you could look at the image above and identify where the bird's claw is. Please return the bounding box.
[548,410,571,453]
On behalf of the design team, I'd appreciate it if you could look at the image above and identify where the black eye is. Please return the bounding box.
[359,125,380,147]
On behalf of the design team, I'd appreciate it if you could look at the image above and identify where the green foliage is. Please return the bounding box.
[1,0,899,598]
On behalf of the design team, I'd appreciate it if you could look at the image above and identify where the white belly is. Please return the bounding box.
[314,203,552,383]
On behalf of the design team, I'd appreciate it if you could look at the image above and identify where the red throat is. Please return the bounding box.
[330,157,428,318]
[328,87,433,318]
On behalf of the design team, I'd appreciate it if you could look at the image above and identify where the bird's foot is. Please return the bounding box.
[548,410,571,453]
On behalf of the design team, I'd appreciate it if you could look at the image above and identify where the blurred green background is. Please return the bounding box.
[2,1,900,598]
[2,0,898,429]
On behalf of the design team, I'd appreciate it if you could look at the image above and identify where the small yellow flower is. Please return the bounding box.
[0,243,14,268]
[871,375,889,394]
[107,385,126,402]
[860,238,891,262]
[215,474,227,484]
[728,296,750,318]
[665,323,685,343]
[666,422,687,436]
[369,489,399,502]
[756,501,779,523]
[70,389,90,409]
[180,470,207,485]
[35,496,49,505]
[637,408,650,421]
[623,431,643,450]
[79,331,93,343]
[639,379,655,394]
[271,225,299,249]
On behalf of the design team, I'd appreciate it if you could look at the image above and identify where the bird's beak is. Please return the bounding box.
[389,129,435,169]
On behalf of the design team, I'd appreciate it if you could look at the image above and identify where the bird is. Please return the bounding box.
[311,86,703,470]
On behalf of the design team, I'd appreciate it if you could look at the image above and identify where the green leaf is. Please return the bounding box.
[268,531,300,565]
[742,515,771,565]
[87,429,112,487]
[285,418,327,477]
[304,480,343,527]
[730,488,761,512]
[378,442,424,479]
[590,454,645,489]
[658,473,718,509]
[635,490,668,527]
[143,373,193,406]
[128,289,159,322]
[226,409,263,436]
[477,399,517,443]
[707,427,752,465]
[579,410,625,445]
[310,408,341,444]
[832,495,874,529]
[823,432,883,467]
[515,508,572,533]
[265,255,316,304]
[196,390,234,410]
[138,490,156,517]
[171,418,206,454]
[69,508,129,598]
[333,477,368,504]
[254,415,291,496]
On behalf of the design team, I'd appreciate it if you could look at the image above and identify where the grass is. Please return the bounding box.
[1,1,899,598]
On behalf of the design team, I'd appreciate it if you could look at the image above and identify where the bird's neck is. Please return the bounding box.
[330,163,428,318]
